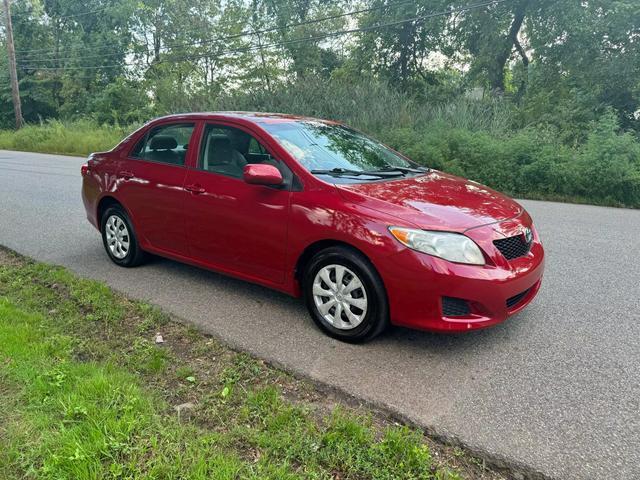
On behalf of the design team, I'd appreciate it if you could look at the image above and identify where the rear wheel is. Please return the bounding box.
[101,205,146,267]
[303,246,389,343]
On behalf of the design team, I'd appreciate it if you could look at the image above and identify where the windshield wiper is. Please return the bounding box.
[310,168,404,178]
[374,165,430,174]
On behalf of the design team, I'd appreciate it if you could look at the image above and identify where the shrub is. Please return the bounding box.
[383,115,640,207]
[2,78,640,208]
[571,113,640,206]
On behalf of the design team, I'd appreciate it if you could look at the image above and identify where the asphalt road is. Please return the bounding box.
[1,149,639,479]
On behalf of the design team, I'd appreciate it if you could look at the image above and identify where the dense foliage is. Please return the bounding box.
[1,0,639,206]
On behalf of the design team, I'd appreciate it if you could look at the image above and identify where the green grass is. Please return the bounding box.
[0,119,133,157]
[0,250,499,480]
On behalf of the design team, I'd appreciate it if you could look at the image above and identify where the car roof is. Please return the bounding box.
[150,111,341,126]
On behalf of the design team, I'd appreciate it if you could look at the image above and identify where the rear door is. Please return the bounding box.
[182,122,291,284]
[115,122,196,257]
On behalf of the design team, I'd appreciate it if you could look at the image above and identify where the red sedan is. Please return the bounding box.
[81,112,544,342]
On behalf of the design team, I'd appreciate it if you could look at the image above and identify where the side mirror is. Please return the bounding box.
[243,164,283,186]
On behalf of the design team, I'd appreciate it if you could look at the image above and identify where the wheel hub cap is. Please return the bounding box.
[312,264,368,330]
[105,215,130,259]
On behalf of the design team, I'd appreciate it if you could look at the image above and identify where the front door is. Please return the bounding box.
[183,122,291,284]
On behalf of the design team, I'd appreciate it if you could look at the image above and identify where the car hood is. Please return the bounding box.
[336,171,523,231]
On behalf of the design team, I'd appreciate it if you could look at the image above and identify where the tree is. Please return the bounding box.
[526,0,640,130]
[351,0,451,92]
[453,0,531,94]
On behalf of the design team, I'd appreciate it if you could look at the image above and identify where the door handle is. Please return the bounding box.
[185,183,205,194]
[119,170,134,179]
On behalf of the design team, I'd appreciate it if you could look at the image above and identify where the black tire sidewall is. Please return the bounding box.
[101,206,141,267]
[303,247,388,342]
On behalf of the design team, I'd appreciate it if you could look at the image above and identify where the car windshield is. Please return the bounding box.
[261,121,424,180]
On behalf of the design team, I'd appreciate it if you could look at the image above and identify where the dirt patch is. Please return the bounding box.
[0,248,22,267]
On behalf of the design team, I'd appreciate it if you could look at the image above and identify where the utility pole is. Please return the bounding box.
[2,0,23,129]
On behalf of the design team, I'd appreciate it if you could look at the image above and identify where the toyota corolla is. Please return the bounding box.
[81,112,544,342]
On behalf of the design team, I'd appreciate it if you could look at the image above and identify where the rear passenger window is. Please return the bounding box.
[130,123,195,166]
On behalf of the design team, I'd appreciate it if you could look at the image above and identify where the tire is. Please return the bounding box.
[303,246,389,343]
[100,205,146,267]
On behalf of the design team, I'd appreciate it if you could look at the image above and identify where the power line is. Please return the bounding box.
[19,0,510,71]
[6,4,113,22]
[17,0,416,57]
[18,0,511,72]
[21,44,132,63]
[16,0,430,59]
[54,5,113,20]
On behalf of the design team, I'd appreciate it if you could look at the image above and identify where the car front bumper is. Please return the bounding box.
[376,226,545,333]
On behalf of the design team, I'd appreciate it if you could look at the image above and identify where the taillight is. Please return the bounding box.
[81,163,89,176]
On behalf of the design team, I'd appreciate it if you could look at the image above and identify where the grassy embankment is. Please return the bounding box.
[0,248,505,480]
[0,120,132,157]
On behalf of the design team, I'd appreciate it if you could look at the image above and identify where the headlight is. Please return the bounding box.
[388,227,485,265]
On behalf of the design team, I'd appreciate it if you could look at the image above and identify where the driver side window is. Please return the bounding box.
[199,125,249,178]
[198,124,293,187]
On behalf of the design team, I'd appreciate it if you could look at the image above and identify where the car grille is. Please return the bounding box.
[506,288,531,309]
[493,235,531,260]
[442,297,471,316]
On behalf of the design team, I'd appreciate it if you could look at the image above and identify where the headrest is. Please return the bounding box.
[208,135,231,151]
[149,135,177,150]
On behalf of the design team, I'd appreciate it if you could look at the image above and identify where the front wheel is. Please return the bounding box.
[101,205,146,267]
[303,246,389,343]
